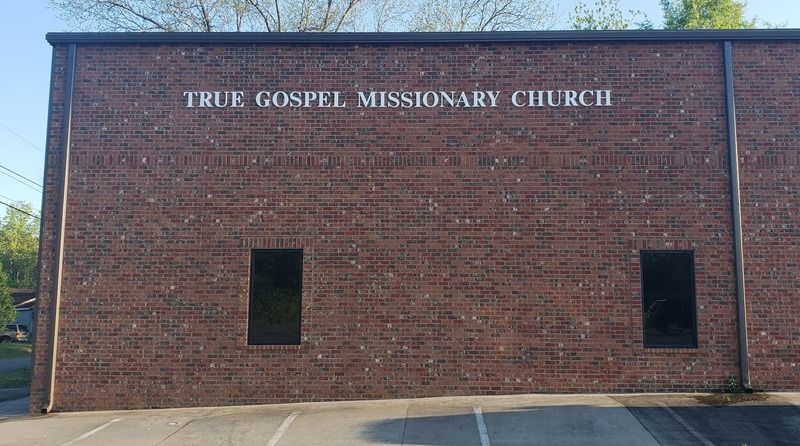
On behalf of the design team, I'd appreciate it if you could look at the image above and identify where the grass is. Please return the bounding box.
[0,368,30,389]
[0,342,32,360]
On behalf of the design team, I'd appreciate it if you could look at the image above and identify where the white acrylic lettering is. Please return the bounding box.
[190,88,613,109]
[318,91,331,107]
[455,92,470,107]
[596,90,612,106]
[358,92,377,107]
[579,90,593,107]
[401,91,414,108]
[564,90,578,107]
[511,91,525,107]
[272,91,289,107]
[441,91,455,107]
[472,91,486,107]
[255,91,270,107]
[213,91,228,107]
[288,91,302,107]
[486,91,499,107]
[387,91,401,108]
[332,91,346,107]
[422,91,438,107]
[183,91,198,107]
[231,91,244,107]
[303,91,318,107]
[547,91,561,107]
[199,91,212,108]
[533,91,545,107]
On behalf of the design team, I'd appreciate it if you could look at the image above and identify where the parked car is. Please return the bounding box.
[1,324,30,343]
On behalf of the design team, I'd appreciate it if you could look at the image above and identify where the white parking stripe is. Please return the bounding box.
[657,402,714,446]
[266,412,300,446]
[472,406,491,446]
[60,418,121,446]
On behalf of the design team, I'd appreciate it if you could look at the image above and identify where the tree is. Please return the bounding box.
[660,0,756,29]
[409,0,556,32]
[50,0,364,32]
[0,202,39,290]
[0,264,15,326]
[571,0,652,30]
[50,0,558,32]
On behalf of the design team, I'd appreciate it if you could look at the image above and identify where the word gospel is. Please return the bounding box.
[182,89,613,109]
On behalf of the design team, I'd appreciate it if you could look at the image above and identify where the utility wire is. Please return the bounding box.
[0,170,42,193]
[0,200,41,220]
[0,193,23,203]
[0,163,42,188]
[1,124,44,153]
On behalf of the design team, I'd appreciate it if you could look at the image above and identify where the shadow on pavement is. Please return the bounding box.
[625,403,800,446]
[361,406,656,446]
[360,401,800,446]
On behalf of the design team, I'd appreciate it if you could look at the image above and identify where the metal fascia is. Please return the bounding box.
[46,29,800,45]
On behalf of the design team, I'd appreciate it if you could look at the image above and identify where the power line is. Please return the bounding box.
[0,163,43,189]
[1,124,44,153]
[0,200,41,220]
[0,163,42,187]
[0,170,42,193]
[0,193,23,203]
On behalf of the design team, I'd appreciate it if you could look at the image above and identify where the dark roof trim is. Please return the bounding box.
[46,29,800,45]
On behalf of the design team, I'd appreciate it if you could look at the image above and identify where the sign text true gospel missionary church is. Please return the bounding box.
[182,89,614,108]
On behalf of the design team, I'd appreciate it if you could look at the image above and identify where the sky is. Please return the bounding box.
[0,0,798,221]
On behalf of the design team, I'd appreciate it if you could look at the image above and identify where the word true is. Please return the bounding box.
[183,89,613,109]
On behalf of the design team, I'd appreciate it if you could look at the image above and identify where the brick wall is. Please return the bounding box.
[734,42,800,390]
[30,46,68,413]
[30,39,795,412]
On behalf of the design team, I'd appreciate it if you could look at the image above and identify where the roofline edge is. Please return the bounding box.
[46,29,800,45]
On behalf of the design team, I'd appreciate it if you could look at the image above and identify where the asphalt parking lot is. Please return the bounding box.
[0,392,798,445]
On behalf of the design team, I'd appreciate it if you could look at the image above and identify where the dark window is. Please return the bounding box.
[641,251,697,348]
[248,249,303,345]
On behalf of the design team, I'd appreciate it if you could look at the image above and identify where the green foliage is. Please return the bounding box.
[571,0,651,30]
[725,375,741,393]
[661,0,756,29]
[0,202,39,289]
[0,264,16,326]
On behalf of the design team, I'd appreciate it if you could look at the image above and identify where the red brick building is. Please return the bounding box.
[32,31,800,413]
